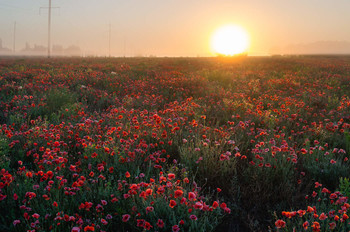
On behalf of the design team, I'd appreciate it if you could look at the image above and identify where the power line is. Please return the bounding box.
[0,3,30,11]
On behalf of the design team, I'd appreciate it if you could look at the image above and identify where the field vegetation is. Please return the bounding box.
[1,56,350,231]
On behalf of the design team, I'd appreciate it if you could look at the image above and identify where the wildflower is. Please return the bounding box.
[174,189,183,198]
[322,188,330,194]
[297,209,306,217]
[122,214,130,222]
[194,201,203,210]
[101,218,108,225]
[207,199,217,209]
[224,207,231,214]
[319,212,328,220]
[189,214,197,220]
[275,219,286,229]
[145,188,153,196]
[168,173,175,180]
[220,202,227,209]
[144,222,152,230]
[311,221,320,231]
[137,219,145,227]
[13,220,21,226]
[156,219,164,228]
[303,221,309,230]
[329,222,336,230]
[83,226,95,231]
[172,225,180,232]
[188,192,196,201]
[342,213,349,221]
[47,170,54,179]
[169,200,177,208]
[146,206,154,214]
[157,186,165,194]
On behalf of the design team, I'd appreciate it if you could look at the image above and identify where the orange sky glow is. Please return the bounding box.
[1,0,350,56]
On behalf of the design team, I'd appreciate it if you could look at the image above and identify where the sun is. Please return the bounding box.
[211,25,249,56]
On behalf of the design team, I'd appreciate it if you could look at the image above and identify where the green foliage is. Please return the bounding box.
[301,148,350,190]
[46,88,76,114]
[0,137,10,170]
[339,177,350,197]
[179,139,238,193]
[1,57,350,231]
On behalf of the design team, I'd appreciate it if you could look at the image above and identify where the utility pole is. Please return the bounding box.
[109,23,111,58]
[48,0,51,58]
[40,0,59,58]
[124,37,126,57]
[13,21,16,53]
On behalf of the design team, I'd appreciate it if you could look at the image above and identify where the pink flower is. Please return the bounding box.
[156,219,164,228]
[13,220,21,226]
[101,218,108,225]
[101,200,107,205]
[188,192,196,201]
[122,214,130,222]
[194,202,203,210]
[319,213,328,220]
[172,225,180,232]
[71,227,80,232]
[146,206,154,214]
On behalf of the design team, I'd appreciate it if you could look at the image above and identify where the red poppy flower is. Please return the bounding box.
[156,219,164,228]
[174,189,183,198]
[168,173,175,180]
[83,226,95,231]
[303,221,309,230]
[169,200,177,208]
[188,192,196,201]
[275,219,286,229]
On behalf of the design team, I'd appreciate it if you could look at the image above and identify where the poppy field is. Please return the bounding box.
[1,56,350,231]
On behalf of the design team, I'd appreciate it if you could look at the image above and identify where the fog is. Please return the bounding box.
[1,0,350,57]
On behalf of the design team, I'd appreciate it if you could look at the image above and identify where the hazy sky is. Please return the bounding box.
[1,0,350,56]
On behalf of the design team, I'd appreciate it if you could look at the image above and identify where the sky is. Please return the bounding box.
[1,0,350,56]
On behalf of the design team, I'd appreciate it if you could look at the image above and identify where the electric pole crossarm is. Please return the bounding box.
[39,7,59,15]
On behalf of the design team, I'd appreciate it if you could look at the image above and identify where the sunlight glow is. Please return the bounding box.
[211,25,249,56]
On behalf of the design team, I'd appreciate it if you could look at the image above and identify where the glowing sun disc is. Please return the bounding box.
[211,25,249,56]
